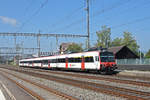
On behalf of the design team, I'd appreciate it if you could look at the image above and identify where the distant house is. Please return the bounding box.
[60,43,139,59]
[60,43,74,54]
[108,46,139,59]
[83,46,139,59]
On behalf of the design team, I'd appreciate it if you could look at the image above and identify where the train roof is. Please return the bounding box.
[20,50,102,61]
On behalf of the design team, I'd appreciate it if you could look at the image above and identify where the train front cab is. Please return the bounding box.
[99,51,117,73]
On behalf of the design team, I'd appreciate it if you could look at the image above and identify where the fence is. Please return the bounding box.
[116,58,150,65]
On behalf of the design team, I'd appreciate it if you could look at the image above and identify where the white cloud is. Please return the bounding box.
[0,16,17,27]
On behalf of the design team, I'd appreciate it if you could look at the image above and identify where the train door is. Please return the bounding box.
[32,61,34,67]
[48,60,51,68]
[56,57,58,68]
[65,57,68,69]
[43,60,48,68]
[41,61,43,68]
[81,56,85,70]
[95,56,99,69]
[51,59,56,68]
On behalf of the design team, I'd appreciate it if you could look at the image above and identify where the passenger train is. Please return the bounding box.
[19,50,117,74]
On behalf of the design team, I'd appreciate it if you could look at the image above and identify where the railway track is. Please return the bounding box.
[114,74,150,81]
[0,72,44,100]
[48,70,150,87]
[0,69,78,100]
[2,67,150,100]
[19,67,150,87]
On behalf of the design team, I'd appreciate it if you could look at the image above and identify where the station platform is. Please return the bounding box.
[0,74,35,100]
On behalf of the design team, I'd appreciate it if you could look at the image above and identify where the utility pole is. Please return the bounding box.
[56,36,58,52]
[140,48,142,65]
[86,0,90,49]
[14,35,17,65]
[21,41,24,59]
[37,30,41,57]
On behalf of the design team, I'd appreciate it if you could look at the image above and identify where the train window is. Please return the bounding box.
[68,57,79,63]
[43,60,48,64]
[68,57,82,63]
[28,61,32,64]
[100,52,115,62]
[51,59,56,63]
[68,58,74,63]
[51,59,54,63]
[84,57,88,62]
[58,59,61,63]
[34,60,41,63]
[39,61,42,63]
[75,58,81,62]
[68,58,71,62]
[48,59,52,63]
[62,58,65,63]
[23,61,28,63]
[59,58,65,63]
[34,60,38,63]
[85,57,94,62]
[95,56,99,61]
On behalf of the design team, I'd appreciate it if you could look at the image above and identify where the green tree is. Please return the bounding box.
[111,37,123,47]
[122,31,139,54]
[96,25,111,48]
[66,43,83,53]
[95,26,140,54]
[145,49,150,58]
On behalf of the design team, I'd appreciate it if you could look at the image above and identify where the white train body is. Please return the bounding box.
[19,51,117,72]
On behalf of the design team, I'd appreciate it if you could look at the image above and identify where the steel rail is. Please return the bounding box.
[0,72,45,100]
[0,69,78,100]
[5,67,150,100]
[35,68,150,87]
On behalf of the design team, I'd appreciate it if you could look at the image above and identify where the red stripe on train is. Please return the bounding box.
[41,63,43,67]
[66,58,68,69]
[48,60,51,68]
[81,56,85,70]
[32,62,34,67]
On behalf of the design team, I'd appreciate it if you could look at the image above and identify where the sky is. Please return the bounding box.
[0,0,150,53]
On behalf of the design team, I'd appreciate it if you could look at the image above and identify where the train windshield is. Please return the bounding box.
[100,52,115,62]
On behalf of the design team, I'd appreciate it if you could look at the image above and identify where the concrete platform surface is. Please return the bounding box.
[0,73,35,100]
[118,70,150,78]
[0,89,6,100]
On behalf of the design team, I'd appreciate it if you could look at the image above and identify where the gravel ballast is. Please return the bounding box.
[18,68,150,93]
[0,71,63,100]
[0,68,126,100]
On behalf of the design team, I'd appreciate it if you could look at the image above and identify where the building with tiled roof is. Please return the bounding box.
[86,45,139,59]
